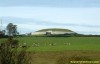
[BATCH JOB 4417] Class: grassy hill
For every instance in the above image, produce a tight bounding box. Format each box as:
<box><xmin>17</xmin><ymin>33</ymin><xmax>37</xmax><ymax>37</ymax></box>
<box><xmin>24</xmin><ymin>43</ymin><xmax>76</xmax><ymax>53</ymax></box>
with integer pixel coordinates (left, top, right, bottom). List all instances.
<box><xmin>36</xmin><ymin>28</ymin><xmax>74</xmax><ymax>32</ymax></box>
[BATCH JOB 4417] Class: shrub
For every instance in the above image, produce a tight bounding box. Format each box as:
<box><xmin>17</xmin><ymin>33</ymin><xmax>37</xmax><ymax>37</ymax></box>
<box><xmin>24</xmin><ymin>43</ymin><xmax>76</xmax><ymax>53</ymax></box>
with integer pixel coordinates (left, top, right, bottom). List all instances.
<box><xmin>0</xmin><ymin>37</ymin><xmax>31</xmax><ymax>64</ymax></box>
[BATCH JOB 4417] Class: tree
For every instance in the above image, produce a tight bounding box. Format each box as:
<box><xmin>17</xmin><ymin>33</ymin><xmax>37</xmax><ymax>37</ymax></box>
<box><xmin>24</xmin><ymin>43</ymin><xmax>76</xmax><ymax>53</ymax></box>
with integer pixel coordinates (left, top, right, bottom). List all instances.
<box><xmin>2</xmin><ymin>30</ymin><xmax>5</xmax><ymax>35</ymax></box>
<box><xmin>12</xmin><ymin>25</ymin><xmax>17</xmax><ymax>36</ymax></box>
<box><xmin>6</xmin><ymin>23</ymin><xmax>13</xmax><ymax>36</ymax></box>
<box><xmin>0</xmin><ymin>30</ymin><xmax>5</xmax><ymax>38</ymax></box>
<box><xmin>6</xmin><ymin>23</ymin><xmax>18</xmax><ymax>36</ymax></box>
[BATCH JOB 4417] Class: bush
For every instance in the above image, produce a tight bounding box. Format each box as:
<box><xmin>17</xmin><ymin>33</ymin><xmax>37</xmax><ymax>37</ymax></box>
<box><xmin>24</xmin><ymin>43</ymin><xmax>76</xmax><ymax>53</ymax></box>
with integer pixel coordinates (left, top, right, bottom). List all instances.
<box><xmin>0</xmin><ymin>37</ymin><xmax>31</xmax><ymax>64</ymax></box>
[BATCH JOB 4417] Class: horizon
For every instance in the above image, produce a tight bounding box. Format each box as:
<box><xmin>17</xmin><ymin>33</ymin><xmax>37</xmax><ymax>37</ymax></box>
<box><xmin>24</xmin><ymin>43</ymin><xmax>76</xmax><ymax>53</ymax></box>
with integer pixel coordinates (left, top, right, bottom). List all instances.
<box><xmin>0</xmin><ymin>0</ymin><xmax>100</xmax><ymax>35</ymax></box>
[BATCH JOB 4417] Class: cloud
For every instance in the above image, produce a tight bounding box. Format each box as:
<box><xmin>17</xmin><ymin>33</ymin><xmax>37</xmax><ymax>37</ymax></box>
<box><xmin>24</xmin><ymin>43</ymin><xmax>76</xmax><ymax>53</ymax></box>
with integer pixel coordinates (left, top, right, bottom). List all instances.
<box><xmin>1</xmin><ymin>16</ymin><xmax>100</xmax><ymax>28</ymax></box>
<box><xmin>1</xmin><ymin>16</ymin><xmax>100</xmax><ymax>34</ymax></box>
<box><xmin>0</xmin><ymin>6</ymin><xmax>100</xmax><ymax>34</ymax></box>
<box><xmin>0</xmin><ymin>0</ymin><xmax>100</xmax><ymax>7</ymax></box>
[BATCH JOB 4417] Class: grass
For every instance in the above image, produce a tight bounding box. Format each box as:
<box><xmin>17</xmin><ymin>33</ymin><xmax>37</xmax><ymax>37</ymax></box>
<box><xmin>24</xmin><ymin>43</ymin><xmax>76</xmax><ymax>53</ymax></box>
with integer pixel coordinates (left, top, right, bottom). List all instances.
<box><xmin>10</xmin><ymin>36</ymin><xmax>100</xmax><ymax>51</ymax></box>
<box><xmin>1</xmin><ymin>37</ymin><xmax>100</xmax><ymax>64</ymax></box>
<box><xmin>1</xmin><ymin>37</ymin><xmax>100</xmax><ymax>51</ymax></box>
<box><xmin>36</xmin><ymin>28</ymin><xmax>73</xmax><ymax>32</ymax></box>
<box><xmin>30</xmin><ymin>50</ymin><xmax>100</xmax><ymax>64</ymax></box>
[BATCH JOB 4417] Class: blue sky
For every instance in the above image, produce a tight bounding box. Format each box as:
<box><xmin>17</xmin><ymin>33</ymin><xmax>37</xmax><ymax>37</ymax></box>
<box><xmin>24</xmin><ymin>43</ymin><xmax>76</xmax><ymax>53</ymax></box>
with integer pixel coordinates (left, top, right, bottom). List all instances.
<box><xmin>0</xmin><ymin>0</ymin><xmax>100</xmax><ymax>34</ymax></box>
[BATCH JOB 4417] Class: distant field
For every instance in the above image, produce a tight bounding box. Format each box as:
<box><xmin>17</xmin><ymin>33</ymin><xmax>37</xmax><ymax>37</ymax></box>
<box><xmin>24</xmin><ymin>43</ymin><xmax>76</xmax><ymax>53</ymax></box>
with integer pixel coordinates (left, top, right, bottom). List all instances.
<box><xmin>0</xmin><ymin>37</ymin><xmax>100</xmax><ymax>51</ymax></box>
<box><xmin>8</xmin><ymin>36</ymin><xmax>100</xmax><ymax>51</ymax></box>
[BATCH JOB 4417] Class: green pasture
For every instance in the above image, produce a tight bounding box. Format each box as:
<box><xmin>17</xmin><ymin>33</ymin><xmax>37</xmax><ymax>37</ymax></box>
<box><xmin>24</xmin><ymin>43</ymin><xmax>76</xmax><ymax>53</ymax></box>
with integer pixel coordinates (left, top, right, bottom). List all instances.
<box><xmin>1</xmin><ymin>37</ymin><xmax>100</xmax><ymax>51</ymax></box>
<box><xmin>1</xmin><ymin>37</ymin><xmax>100</xmax><ymax>64</ymax></box>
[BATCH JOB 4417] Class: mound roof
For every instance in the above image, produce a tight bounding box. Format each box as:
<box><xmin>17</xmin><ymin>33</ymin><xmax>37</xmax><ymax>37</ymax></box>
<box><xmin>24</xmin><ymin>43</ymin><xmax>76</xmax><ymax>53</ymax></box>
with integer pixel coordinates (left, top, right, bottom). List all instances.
<box><xmin>36</xmin><ymin>28</ymin><xmax>74</xmax><ymax>32</ymax></box>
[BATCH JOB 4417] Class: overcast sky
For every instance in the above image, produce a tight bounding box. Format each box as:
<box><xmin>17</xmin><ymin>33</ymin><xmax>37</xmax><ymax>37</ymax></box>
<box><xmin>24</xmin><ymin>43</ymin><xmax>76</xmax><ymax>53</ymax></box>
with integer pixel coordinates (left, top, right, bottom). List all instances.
<box><xmin>0</xmin><ymin>0</ymin><xmax>100</xmax><ymax>34</ymax></box>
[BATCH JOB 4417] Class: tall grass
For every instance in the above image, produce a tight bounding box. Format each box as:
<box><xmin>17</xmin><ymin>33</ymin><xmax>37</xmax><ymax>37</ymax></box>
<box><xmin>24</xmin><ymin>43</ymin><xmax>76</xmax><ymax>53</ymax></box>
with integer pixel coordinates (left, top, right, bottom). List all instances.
<box><xmin>56</xmin><ymin>55</ymin><xmax>99</xmax><ymax>64</ymax></box>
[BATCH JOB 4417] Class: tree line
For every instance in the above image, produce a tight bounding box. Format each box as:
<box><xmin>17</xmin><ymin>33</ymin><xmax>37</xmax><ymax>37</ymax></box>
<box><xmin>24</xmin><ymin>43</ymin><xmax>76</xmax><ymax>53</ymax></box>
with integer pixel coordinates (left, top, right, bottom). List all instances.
<box><xmin>0</xmin><ymin>23</ymin><xmax>19</xmax><ymax>38</ymax></box>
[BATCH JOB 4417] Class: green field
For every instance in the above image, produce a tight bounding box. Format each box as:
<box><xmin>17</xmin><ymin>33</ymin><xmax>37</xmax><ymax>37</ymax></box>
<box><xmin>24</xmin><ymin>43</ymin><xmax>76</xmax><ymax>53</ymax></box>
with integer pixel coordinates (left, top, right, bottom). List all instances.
<box><xmin>1</xmin><ymin>37</ymin><xmax>100</xmax><ymax>64</ymax></box>
<box><xmin>14</xmin><ymin>37</ymin><xmax>100</xmax><ymax>64</ymax></box>
<box><xmin>10</xmin><ymin>37</ymin><xmax>100</xmax><ymax>51</ymax></box>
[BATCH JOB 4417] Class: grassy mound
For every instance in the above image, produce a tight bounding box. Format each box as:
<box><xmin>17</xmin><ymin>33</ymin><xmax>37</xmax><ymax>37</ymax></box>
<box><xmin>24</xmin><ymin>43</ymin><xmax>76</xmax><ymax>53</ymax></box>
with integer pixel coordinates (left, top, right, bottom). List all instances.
<box><xmin>36</xmin><ymin>28</ymin><xmax>74</xmax><ymax>32</ymax></box>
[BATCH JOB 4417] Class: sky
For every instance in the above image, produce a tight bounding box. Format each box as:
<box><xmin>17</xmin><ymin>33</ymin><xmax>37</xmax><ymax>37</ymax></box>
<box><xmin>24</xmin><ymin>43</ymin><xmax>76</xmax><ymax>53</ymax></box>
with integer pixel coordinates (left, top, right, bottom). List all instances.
<box><xmin>0</xmin><ymin>0</ymin><xmax>100</xmax><ymax>34</ymax></box>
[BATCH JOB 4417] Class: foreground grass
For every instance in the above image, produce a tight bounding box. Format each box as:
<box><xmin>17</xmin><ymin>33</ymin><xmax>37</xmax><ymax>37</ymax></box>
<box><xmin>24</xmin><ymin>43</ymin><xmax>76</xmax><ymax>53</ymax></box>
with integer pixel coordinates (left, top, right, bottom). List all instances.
<box><xmin>30</xmin><ymin>50</ymin><xmax>100</xmax><ymax>64</ymax></box>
